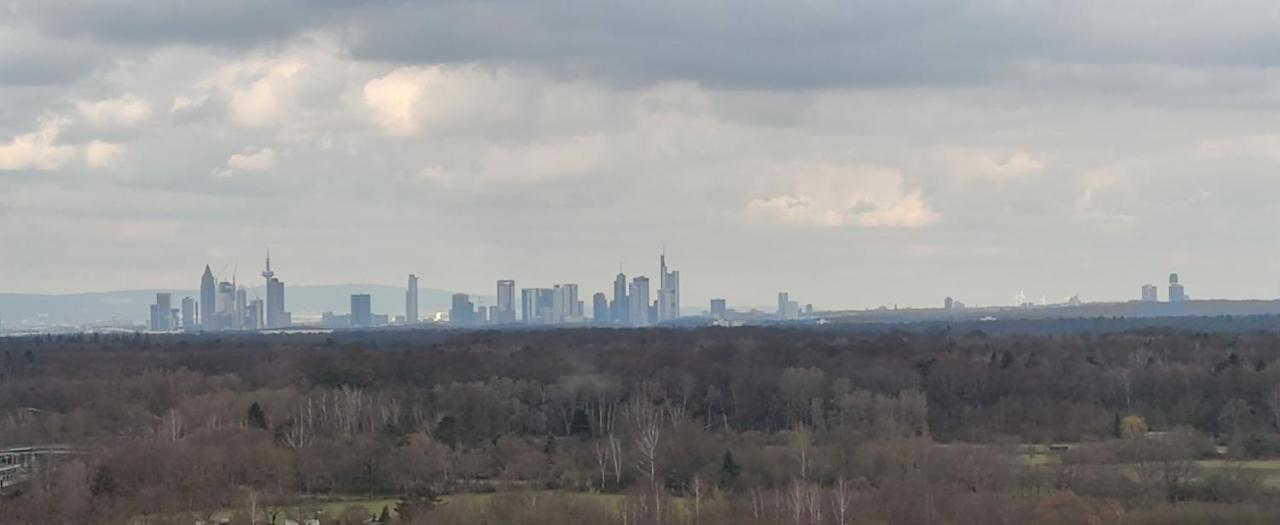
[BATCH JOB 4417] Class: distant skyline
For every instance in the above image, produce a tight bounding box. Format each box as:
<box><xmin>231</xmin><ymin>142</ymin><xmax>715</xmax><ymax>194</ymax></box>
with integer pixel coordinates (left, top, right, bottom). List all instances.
<box><xmin>4</xmin><ymin>2</ymin><xmax>1280</xmax><ymax>308</ymax></box>
<box><xmin>0</xmin><ymin>251</ymin><xmax>1268</xmax><ymax>313</ymax></box>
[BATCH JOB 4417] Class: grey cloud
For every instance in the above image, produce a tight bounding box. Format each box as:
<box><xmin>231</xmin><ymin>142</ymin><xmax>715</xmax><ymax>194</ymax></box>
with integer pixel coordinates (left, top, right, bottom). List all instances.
<box><xmin>10</xmin><ymin>0</ymin><xmax>330</xmax><ymax>48</ymax></box>
<box><xmin>0</xmin><ymin>25</ymin><xmax>109</xmax><ymax>86</ymax></box>
<box><xmin>15</xmin><ymin>1</ymin><xmax>1280</xmax><ymax>89</ymax></box>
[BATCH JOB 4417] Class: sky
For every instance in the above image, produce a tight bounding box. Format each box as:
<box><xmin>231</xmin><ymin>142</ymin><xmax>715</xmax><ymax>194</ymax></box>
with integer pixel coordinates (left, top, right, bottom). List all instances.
<box><xmin>3</xmin><ymin>1</ymin><xmax>1280</xmax><ymax>310</ymax></box>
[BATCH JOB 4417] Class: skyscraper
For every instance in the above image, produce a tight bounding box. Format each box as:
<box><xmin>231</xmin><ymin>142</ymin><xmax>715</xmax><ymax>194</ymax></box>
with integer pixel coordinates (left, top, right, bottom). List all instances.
<box><xmin>521</xmin><ymin>288</ymin><xmax>538</xmax><ymax>323</ymax></box>
<box><xmin>629</xmin><ymin>276</ymin><xmax>650</xmax><ymax>327</ymax></box>
<box><xmin>263</xmin><ymin>252</ymin><xmax>287</xmax><ymax>329</ymax></box>
<box><xmin>200</xmin><ymin>265</ymin><xmax>216</xmax><ymax>330</ymax></box>
<box><xmin>496</xmin><ymin>280</ymin><xmax>516</xmax><ymax>324</ymax></box>
<box><xmin>777</xmin><ymin>292</ymin><xmax>790</xmax><ymax>320</ymax></box>
<box><xmin>406</xmin><ymin>274</ymin><xmax>419</xmax><ymax>324</ymax></box>
<box><xmin>657</xmin><ymin>252</ymin><xmax>681</xmax><ymax>322</ymax></box>
<box><xmin>215</xmin><ymin>280</ymin><xmax>235</xmax><ymax>330</ymax></box>
<box><xmin>450</xmin><ymin>293</ymin><xmax>474</xmax><ymax>326</ymax></box>
<box><xmin>1141</xmin><ymin>284</ymin><xmax>1158</xmax><ymax>302</ymax></box>
<box><xmin>552</xmin><ymin>284</ymin><xmax>580</xmax><ymax>323</ymax></box>
<box><xmin>612</xmin><ymin>273</ymin><xmax>629</xmax><ymax>325</ymax></box>
<box><xmin>247</xmin><ymin>299</ymin><xmax>264</xmax><ymax>330</ymax></box>
<box><xmin>149</xmin><ymin>293</ymin><xmax>172</xmax><ymax>331</ymax></box>
<box><xmin>350</xmin><ymin>294</ymin><xmax>373</xmax><ymax>327</ymax></box>
<box><xmin>593</xmin><ymin>293</ymin><xmax>609</xmax><ymax>323</ymax></box>
<box><xmin>234</xmin><ymin>286</ymin><xmax>247</xmax><ymax>330</ymax></box>
<box><xmin>1168</xmin><ymin>273</ymin><xmax>1186</xmax><ymax>303</ymax></box>
<box><xmin>181</xmin><ymin>297</ymin><xmax>195</xmax><ymax>331</ymax></box>
<box><xmin>520</xmin><ymin>287</ymin><xmax>556</xmax><ymax>324</ymax></box>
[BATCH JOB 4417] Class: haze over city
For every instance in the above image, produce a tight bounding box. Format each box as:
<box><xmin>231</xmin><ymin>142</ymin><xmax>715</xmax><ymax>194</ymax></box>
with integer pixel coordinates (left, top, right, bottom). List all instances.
<box><xmin>5</xmin><ymin>1</ymin><xmax>1280</xmax><ymax>310</ymax></box>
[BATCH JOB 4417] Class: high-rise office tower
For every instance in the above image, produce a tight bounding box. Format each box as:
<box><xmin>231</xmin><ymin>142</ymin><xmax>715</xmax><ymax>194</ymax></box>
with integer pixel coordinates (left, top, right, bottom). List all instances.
<box><xmin>450</xmin><ymin>293</ymin><xmax>474</xmax><ymax>326</ymax></box>
<box><xmin>350</xmin><ymin>294</ymin><xmax>373</xmax><ymax>327</ymax></box>
<box><xmin>181</xmin><ymin>297</ymin><xmax>195</xmax><ymax>331</ymax></box>
<box><xmin>552</xmin><ymin>284</ymin><xmax>580</xmax><ymax>323</ymax></box>
<box><xmin>1168</xmin><ymin>273</ymin><xmax>1186</xmax><ymax>303</ymax></box>
<box><xmin>537</xmin><ymin>288</ymin><xmax>555</xmax><ymax>323</ymax></box>
<box><xmin>657</xmin><ymin>252</ymin><xmax>681</xmax><ymax>322</ymax></box>
<box><xmin>612</xmin><ymin>273</ymin><xmax>629</xmax><ymax>325</ymax></box>
<box><xmin>406</xmin><ymin>274</ymin><xmax>419</xmax><ymax>324</ymax></box>
<box><xmin>200</xmin><ymin>265</ymin><xmax>216</xmax><ymax>330</ymax></box>
<box><xmin>234</xmin><ymin>286</ymin><xmax>247</xmax><ymax>330</ymax></box>
<box><xmin>593</xmin><ymin>293</ymin><xmax>609</xmax><ymax>323</ymax></box>
<box><xmin>247</xmin><ymin>299</ymin><xmax>264</xmax><ymax>330</ymax></box>
<box><xmin>521</xmin><ymin>287</ymin><xmax>556</xmax><ymax>324</ymax></box>
<box><xmin>1141</xmin><ymin>284</ymin><xmax>1158</xmax><ymax>302</ymax></box>
<box><xmin>215</xmin><ymin>281</ymin><xmax>235</xmax><ymax>330</ymax></box>
<box><xmin>777</xmin><ymin>292</ymin><xmax>790</xmax><ymax>320</ymax></box>
<box><xmin>496</xmin><ymin>280</ymin><xmax>516</xmax><ymax>324</ymax></box>
<box><xmin>521</xmin><ymin>288</ymin><xmax>538</xmax><ymax>323</ymax></box>
<box><xmin>263</xmin><ymin>252</ymin><xmax>287</xmax><ymax>329</ymax></box>
<box><xmin>150</xmin><ymin>293</ymin><xmax>172</xmax><ymax>331</ymax></box>
<box><xmin>629</xmin><ymin>276</ymin><xmax>650</xmax><ymax>327</ymax></box>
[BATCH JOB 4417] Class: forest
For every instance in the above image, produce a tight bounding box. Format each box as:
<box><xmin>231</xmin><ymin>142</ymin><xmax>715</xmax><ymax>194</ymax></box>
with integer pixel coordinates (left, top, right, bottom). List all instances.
<box><xmin>4</xmin><ymin>324</ymin><xmax>1280</xmax><ymax>524</ymax></box>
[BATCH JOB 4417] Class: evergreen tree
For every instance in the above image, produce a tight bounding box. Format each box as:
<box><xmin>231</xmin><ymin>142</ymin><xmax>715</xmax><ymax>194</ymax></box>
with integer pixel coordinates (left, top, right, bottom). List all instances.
<box><xmin>719</xmin><ymin>450</ymin><xmax>740</xmax><ymax>489</ymax></box>
<box><xmin>434</xmin><ymin>416</ymin><xmax>460</xmax><ymax>448</ymax></box>
<box><xmin>90</xmin><ymin>465</ymin><xmax>117</xmax><ymax>497</ymax></box>
<box><xmin>395</xmin><ymin>486</ymin><xmax>442</xmax><ymax>522</ymax></box>
<box><xmin>569</xmin><ymin>408</ymin><xmax>592</xmax><ymax>438</ymax></box>
<box><xmin>378</xmin><ymin>505</ymin><xmax>392</xmax><ymax>524</ymax></box>
<box><xmin>247</xmin><ymin>401</ymin><xmax>268</xmax><ymax>430</ymax></box>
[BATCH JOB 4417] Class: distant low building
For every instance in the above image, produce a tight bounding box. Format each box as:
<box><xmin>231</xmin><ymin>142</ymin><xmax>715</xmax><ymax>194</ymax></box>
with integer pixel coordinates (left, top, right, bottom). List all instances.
<box><xmin>710</xmin><ymin>299</ymin><xmax>727</xmax><ymax>320</ymax></box>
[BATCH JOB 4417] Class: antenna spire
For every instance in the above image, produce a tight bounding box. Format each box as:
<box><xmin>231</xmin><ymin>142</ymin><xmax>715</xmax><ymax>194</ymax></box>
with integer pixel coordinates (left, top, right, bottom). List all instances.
<box><xmin>262</xmin><ymin>249</ymin><xmax>275</xmax><ymax>280</ymax></box>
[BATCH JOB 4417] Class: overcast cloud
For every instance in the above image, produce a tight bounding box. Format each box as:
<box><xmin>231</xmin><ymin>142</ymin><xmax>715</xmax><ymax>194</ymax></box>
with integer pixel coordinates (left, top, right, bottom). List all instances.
<box><xmin>3</xmin><ymin>0</ymin><xmax>1280</xmax><ymax>310</ymax></box>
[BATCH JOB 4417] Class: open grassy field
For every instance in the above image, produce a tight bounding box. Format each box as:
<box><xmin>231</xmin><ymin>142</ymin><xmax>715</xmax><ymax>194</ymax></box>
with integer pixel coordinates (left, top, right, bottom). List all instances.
<box><xmin>1195</xmin><ymin>460</ymin><xmax>1280</xmax><ymax>488</ymax></box>
<box><xmin>1007</xmin><ymin>442</ymin><xmax>1280</xmax><ymax>488</ymax></box>
<box><xmin>305</xmin><ymin>491</ymin><xmax>630</xmax><ymax>520</ymax></box>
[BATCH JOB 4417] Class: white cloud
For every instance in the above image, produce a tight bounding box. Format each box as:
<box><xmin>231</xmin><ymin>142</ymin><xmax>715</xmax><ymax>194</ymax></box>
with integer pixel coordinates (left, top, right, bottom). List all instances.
<box><xmin>84</xmin><ymin>140</ymin><xmax>126</xmax><ymax>168</ymax></box>
<box><xmin>225</xmin><ymin>59</ymin><xmax>305</xmax><ymax>127</ymax></box>
<box><xmin>748</xmin><ymin>165</ymin><xmax>939</xmax><ymax>228</ymax></box>
<box><xmin>363</xmin><ymin>65</ymin><xmax>524</xmax><ymax>137</ymax></box>
<box><xmin>75</xmin><ymin>96</ymin><xmax>152</xmax><ymax>128</ymax></box>
<box><xmin>0</xmin><ymin>119</ymin><xmax>75</xmax><ymax>171</ymax></box>
<box><xmin>197</xmin><ymin>37</ymin><xmax>353</xmax><ymax>129</ymax></box>
<box><xmin>933</xmin><ymin>146</ymin><xmax>1044</xmax><ymax>181</ymax></box>
<box><xmin>213</xmin><ymin>147</ymin><xmax>276</xmax><ymax>177</ymax></box>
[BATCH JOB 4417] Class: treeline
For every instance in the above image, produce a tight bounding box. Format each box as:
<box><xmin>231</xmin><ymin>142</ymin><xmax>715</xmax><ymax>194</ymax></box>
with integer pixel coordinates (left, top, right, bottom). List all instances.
<box><xmin>2</xmin><ymin>326</ymin><xmax>1280</xmax><ymax>523</ymax></box>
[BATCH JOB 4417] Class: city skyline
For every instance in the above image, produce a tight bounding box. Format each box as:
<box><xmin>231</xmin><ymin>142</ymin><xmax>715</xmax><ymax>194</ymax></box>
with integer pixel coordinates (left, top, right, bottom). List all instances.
<box><xmin>19</xmin><ymin>242</ymin><xmax>1280</xmax><ymax>329</ymax></box>
<box><xmin>125</xmin><ymin>245</ymin><xmax>1241</xmax><ymax>332</ymax></box>
<box><xmin>10</xmin><ymin>241</ymin><xmax>1275</xmax><ymax>313</ymax></box>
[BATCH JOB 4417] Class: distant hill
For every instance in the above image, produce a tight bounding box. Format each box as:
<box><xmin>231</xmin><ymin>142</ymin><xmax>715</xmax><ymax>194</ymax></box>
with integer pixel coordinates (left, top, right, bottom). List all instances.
<box><xmin>825</xmin><ymin>299</ymin><xmax>1280</xmax><ymax>324</ymax></box>
<box><xmin>0</xmin><ymin>285</ymin><xmax>494</xmax><ymax>326</ymax></box>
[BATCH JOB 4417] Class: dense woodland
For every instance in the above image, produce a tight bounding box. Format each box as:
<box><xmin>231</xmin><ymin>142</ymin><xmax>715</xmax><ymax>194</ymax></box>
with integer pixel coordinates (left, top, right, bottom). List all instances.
<box><xmin>5</xmin><ymin>324</ymin><xmax>1280</xmax><ymax>523</ymax></box>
